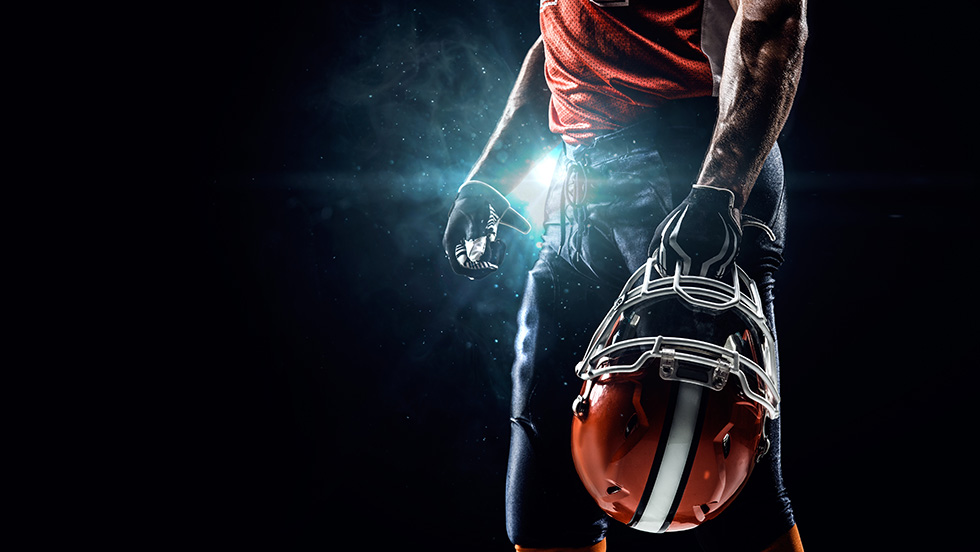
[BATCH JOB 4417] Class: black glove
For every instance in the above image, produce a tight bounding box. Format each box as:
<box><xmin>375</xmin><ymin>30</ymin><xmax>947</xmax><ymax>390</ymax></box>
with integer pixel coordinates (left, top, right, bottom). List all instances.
<box><xmin>648</xmin><ymin>184</ymin><xmax>742</xmax><ymax>279</ymax></box>
<box><xmin>443</xmin><ymin>181</ymin><xmax>531</xmax><ymax>280</ymax></box>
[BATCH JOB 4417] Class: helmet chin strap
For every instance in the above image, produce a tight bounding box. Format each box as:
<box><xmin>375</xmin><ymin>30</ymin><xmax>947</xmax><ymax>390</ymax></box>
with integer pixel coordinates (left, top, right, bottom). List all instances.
<box><xmin>757</xmin><ymin>419</ymin><xmax>771</xmax><ymax>463</ymax></box>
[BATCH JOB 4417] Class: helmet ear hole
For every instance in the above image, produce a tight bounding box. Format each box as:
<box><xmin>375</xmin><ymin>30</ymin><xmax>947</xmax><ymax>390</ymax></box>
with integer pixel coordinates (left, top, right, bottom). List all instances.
<box><xmin>624</xmin><ymin>412</ymin><xmax>639</xmax><ymax>438</ymax></box>
<box><xmin>607</xmin><ymin>485</ymin><xmax>622</xmax><ymax>495</ymax></box>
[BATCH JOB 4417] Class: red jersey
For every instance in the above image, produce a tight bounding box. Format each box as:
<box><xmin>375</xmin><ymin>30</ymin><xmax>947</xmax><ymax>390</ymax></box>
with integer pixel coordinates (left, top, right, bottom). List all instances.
<box><xmin>539</xmin><ymin>0</ymin><xmax>734</xmax><ymax>145</ymax></box>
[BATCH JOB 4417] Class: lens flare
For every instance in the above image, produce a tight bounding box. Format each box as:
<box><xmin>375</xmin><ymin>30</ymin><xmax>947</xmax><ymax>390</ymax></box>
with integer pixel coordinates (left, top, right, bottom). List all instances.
<box><xmin>509</xmin><ymin>146</ymin><xmax>560</xmax><ymax>230</ymax></box>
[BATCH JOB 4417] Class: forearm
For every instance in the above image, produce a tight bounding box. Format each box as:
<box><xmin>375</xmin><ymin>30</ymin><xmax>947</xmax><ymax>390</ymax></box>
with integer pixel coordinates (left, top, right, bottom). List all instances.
<box><xmin>697</xmin><ymin>0</ymin><xmax>808</xmax><ymax>209</ymax></box>
<box><xmin>466</xmin><ymin>35</ymin><xmax>558</xmax><ymax>195</ymax></box>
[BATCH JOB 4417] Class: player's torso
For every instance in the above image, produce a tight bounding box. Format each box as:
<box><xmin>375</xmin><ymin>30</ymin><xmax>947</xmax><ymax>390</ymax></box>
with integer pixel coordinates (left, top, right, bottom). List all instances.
<box><xmin>539</xmin><ymin>0</ymin><xmax>734</xmax><ymax>143</ymax></box>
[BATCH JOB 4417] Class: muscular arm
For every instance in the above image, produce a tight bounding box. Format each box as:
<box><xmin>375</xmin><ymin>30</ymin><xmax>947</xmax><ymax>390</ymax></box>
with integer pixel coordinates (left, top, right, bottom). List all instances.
<box><xmin>697</xmin><ymin>0</ymin><xmax>808</xmax><ymax>210</ymax></box>
<box><xmin>465</xmin><ymin>35</ymin><xmax>558</xmax><ymax>195</ymax></box>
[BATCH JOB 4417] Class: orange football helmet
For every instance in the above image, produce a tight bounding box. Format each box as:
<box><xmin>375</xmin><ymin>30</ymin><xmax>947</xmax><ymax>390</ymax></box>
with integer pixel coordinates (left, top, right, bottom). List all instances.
<box><xmin>571</xmin><ymin>258</ymin><xmax>780</xmax><ymax>533</ymax></box>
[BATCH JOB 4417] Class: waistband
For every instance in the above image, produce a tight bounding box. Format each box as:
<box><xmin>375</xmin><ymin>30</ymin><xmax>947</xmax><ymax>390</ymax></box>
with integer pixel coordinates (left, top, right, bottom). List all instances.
<box><xmin>563</xmin><ymin>96</ymin><xmax>718</xmax><ymax>166</ymax></box>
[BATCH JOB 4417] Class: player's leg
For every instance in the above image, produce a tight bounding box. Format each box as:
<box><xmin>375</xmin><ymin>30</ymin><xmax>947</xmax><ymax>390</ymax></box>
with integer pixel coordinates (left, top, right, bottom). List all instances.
<box><xmin>506</xmin><ymin>244</ymin><xmax>615</xmax><ymax>550</ymax></box>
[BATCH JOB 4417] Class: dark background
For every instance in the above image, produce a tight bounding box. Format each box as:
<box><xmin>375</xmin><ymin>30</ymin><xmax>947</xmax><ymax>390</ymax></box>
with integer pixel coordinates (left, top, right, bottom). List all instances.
<box><xmin>162</xmin><ymin>1</ymin><xmax>976</xmax><ymax>549</ymax></box>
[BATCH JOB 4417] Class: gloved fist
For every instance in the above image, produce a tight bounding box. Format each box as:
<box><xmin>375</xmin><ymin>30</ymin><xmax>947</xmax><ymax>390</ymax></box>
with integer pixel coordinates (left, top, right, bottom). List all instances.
<box><xmin>649</xmin><ymin>184</ymin><xmax>742</xmax><ymax>279</ymax></box>
<box><xmin>443</xmin><ymin>181</ymin><xmax>531</xmax><ymax>280</ymax></box>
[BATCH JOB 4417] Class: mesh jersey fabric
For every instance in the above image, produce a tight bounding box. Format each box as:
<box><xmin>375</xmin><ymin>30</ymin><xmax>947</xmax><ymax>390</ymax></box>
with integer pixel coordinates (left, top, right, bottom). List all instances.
<box><xmin>539</xmin><ymin>0</ymin><xmax>735</xmax><ymax>145</ymax></box>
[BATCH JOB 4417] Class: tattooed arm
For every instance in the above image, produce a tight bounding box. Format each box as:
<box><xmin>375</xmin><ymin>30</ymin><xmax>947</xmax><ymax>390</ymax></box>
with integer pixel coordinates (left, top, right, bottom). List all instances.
<box><xmin>698</xmin><ymin>0</ymin><xmax>808</xmax><ymax>210</ymax></box>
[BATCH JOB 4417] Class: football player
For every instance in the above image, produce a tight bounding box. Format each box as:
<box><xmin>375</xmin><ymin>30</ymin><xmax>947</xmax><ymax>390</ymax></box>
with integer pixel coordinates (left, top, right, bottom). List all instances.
<box><xmin>443</xmin><ymin>1</ymin><xmax>807</xmax><ymax>550</ymax></box>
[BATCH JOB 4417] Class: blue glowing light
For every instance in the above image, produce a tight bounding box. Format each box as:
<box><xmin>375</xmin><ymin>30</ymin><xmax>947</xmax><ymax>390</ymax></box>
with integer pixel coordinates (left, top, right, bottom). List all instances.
<box><xmin>509</xmin><ymin>146</ymin><xmax>560</xmax><ymax>231</ymax></box>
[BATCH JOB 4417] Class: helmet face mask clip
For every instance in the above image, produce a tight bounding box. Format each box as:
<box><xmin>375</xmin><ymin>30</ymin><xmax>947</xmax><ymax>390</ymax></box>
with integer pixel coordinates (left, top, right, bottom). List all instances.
<box><xmin>570</xmin><ymin>257</ymin><xmax>780</xmax><ymax>533</ymax></box>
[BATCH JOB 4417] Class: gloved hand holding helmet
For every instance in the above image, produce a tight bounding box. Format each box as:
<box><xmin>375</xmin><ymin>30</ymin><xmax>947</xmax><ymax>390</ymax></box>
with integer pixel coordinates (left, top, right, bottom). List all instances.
<box><xmin>648</xmin><ymin>184</ymin><xmax>742</xmax><ymax>279</ymax></box>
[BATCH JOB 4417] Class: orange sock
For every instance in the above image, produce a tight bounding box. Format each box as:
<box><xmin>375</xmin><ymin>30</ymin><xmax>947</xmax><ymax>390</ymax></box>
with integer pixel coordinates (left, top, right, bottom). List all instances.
<box><xmin>761</xmin><ymin>524</ymin><xmax>804</xmax><ymax>552</ymax></box>
<box><xmin>515</xmin><ymin>539</ymin><xmax>607</xmax><ymax>552</ymax></box>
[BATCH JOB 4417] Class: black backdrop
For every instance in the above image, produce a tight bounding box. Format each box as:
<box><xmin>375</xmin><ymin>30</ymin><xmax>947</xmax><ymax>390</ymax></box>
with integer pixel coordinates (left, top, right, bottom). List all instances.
<box><xmin>168</xmin><ymin>1</ymin><xmax>977</xmax><ymax>550</ymax></box>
